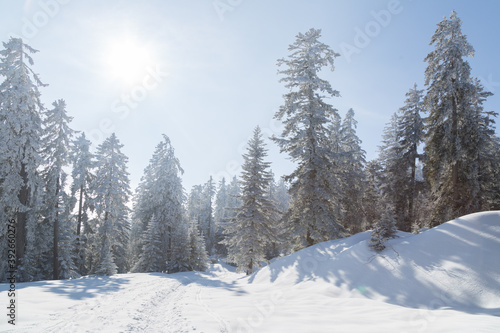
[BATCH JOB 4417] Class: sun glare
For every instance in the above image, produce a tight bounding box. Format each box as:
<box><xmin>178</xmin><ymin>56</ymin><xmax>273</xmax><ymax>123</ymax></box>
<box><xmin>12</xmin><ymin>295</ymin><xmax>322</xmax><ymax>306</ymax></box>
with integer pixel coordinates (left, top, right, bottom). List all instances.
<box><xmin>105</xmin><ymin>37</ymin><xmax>154</xmax><ymax>85</ymax></box>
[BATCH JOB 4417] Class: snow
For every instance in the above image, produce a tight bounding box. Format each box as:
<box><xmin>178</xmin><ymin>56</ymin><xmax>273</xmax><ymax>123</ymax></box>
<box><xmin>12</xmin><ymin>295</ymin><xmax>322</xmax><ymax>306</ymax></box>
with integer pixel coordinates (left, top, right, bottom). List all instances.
<box><xmin>1</xmin><ymin>211</ymin><xmax>500</xmax><ymax>332</ymax></box>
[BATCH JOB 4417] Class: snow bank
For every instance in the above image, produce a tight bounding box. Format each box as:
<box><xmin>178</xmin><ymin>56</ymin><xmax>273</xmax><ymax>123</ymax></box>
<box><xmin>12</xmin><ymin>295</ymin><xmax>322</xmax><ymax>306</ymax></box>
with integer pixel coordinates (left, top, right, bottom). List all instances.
<box><xmin>249</xmin><ymin>211</ymin><xmax>500</xmax><ymax>314</ymax></box>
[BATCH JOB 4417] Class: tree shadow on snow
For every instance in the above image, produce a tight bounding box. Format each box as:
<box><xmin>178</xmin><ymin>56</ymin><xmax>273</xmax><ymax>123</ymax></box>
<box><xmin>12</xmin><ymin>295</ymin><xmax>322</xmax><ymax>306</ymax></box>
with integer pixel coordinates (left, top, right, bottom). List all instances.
<box><xmin>7</xmin><ymin>275</ymin><xmax>131</xmax><ymax>301</ymax></box>
<box><xmin>249</xmin><ymin>225</ymin><xmax>500</xmax><ymax>316</ymax></box>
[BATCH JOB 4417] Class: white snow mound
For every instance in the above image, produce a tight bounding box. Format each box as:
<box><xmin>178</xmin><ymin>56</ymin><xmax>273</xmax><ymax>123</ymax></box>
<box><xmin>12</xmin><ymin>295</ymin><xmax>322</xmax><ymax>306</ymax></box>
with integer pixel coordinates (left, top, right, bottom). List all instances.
<box><xmin>249</xmin><ymin>211</ymin><xmax>500</xmax><ymax>313</ymax></box>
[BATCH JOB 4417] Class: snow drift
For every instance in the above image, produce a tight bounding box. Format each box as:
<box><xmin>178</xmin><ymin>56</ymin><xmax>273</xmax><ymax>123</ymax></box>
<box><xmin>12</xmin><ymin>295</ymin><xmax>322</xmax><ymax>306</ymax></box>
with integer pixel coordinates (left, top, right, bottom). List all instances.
<box><xmin>249</xmin><ymin>211</ymin><xmax>500</xmax><ymax>314</ymax></box>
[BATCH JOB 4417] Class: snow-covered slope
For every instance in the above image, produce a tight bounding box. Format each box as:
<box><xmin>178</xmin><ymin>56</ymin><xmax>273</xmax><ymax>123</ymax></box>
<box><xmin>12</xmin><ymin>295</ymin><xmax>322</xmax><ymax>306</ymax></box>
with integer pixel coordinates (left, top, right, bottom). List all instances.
<box><xmin>250</xmin><ymin>210</ymin><xmax>500</xmax><ymax>312</ymax></box>
<box><xmin>1</xmin><ymin>211</ymin><xmax>499</xmax><ymax>332</ymax></box>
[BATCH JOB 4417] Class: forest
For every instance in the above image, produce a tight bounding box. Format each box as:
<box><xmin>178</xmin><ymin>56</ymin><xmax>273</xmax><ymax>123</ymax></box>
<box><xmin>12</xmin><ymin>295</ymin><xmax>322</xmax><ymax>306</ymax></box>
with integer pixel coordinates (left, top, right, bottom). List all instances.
<box><xmin>0</xmin><ymin>10</ymin><xmax>499</xmax><ymax>281</ymax></box>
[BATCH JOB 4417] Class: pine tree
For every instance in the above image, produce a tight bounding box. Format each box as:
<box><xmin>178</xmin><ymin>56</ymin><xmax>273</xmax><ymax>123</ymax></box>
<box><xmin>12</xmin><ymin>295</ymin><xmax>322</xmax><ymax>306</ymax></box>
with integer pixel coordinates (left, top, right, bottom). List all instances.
<box><xmin>394</xmin><ymin>84</ymin><xmax>425</xmax><ymax>231</ymax></box>
<box><xmin>0</xmin><ymin>38</ymin><xmax>46</xmax><ymax>281</ymax></box>
<box><xmin>69</xmin><ymin>133</ymin><xmax>95</xmax><ymax>275</ymax></box>
<box><xmin>339</xmin><ymin>109</ymin><xmax>366</xmax><ymax>234</ymax></box>
<box><xmin>132</xmin><ymin>135</ymin><xmax>188</xmax><ymax>273</ymax></box>
<box><xmin>362</xmin><ymin>160</ymin><xmax>383</xmax><ymax>228</ymax></box>
<box><xmin>378</xmin><ymin>113</ymin><xmax>406</xmax><ymax>227</ymax></box>
<box><xmin>132</xmin><ymin>215</ymin><xmax>164</xmax><ymax>273</ymax></box>
<box><xmin>40</xmin><ymin>99</ymin><xmax>77</xmax><ymax>279</ymax></box>
<box><xmin>223</xmin><ymin>127</ymin><xmax>279</xmax><ymax>274</ymax></box>
<box><xmin>272</xmin><ymin>28</ymin><xmax>348</xmax><ymax>250</ymax></box>
<box><xmin>369</xmin><ymin>208</ymin><xmax>397</xmax><ymax>252</ymax></box>
<box><xmin>213</xmin><ymin>178</ymin><xmax>229</xmax><ymax>255</ymax></box>
<box><xmin>187</xmin><ymin>220</ymin><xmax>209</xmax><ymax>271</ymax></box>
<box><xmin>91</xmin><ymin>133</ymin><xmax>131</xmax><ymax>275</ymax></box>
<box><xmin>424</xmin><ymin>11</ymin><xmax>494</xmax><ymax>225</ymax></box>
<box><xmin>201</xmin><ymin>177</ymin><xmax>215</xmax><ymax>254</ymax></box>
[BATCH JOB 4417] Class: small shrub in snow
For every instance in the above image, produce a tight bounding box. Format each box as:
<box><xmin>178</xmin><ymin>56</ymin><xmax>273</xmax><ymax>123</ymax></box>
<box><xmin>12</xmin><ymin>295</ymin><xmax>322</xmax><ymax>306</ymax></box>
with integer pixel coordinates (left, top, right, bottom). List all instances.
<box><xmin>370</xmin><ymin>210</ymin><xmax>398</xmax><ymax>252</ymax></box>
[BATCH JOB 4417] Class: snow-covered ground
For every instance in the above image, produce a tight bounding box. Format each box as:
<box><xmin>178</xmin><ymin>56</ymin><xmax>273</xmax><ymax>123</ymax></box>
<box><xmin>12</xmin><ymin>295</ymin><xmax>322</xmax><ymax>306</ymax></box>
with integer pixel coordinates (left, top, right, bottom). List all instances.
<box><xmin>1</xmin><ymin>211</ymin><xmax>500</xmax><ymax>332</ymax></box>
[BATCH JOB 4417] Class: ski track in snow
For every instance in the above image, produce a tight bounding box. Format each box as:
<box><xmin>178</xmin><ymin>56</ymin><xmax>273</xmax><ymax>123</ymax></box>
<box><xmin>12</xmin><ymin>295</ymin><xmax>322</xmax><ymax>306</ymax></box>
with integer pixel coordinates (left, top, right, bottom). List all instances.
<box><xmin>25</xmin><ymin>275</ymin><xmax>195</xmax><ymax>333</ymax></box>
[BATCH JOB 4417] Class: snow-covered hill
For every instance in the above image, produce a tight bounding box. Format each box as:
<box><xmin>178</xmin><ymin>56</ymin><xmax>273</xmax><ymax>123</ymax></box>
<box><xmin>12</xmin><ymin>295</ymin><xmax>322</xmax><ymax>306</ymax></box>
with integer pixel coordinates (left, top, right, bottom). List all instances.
<box><xmin>1</xmin><ymin>211</ymin><xmax>500</xmax><ymax>332</ymax></box>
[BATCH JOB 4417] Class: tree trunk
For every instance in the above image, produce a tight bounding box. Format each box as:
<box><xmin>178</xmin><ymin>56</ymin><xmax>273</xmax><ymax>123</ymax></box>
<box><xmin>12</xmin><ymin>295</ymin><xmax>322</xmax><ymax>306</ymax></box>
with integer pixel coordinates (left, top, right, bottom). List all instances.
<box><xmin>16</xmin><ymin>162</ymin><xmax>28</xmax><ymax>268</ymax></box>
<box><xmin>53</xmin><ymin>177</ymin><xmax>60</xmax><ymax>280</ymax></box>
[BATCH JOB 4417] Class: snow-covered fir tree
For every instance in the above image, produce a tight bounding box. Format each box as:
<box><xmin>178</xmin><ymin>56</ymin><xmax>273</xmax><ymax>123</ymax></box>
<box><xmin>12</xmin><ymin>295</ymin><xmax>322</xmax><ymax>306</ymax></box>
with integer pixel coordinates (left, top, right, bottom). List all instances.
<box><xmin>201</xmin><ymin>177</ymin><xmax>216</xmax><ymax>254</ymax></box>
<box><xmin>69</xmin><ymin>133</ymin><xmax>95</xmax><ymax>275</ymax></box>
<box><xmin>90</xmin><ymin>133</ymin><xmax>131</xmax><ymax>275</ymax></box>
<box><xmin>273</xmin><ymin>28</ymin><xmax>348</xmax><ymax>251</ymax></box>
<box><xmin>362</xmin><ymin>160</ymin><xmax>383</xmax><ymax>227</ymax></box>
<box><xmin>186</xmin><ymin>179</ymin><xmax>216</xmax><ymax>255</ymax></box>
<box><xmin>392</xmin><ymin>84</ymin><xmax>426</xmax><ymax>231</ymax></box>
<box><xmin>40</xmin><ymin>99</ymin><xmax>78</xmax><ymax>279</ymax></box>
<box><xmin>132</xmin><ymin>214</ymin><xmax>164</xmax><ymax>273</ymax></box>
<box><xmin>339</xmin><ymin>108</ymin><xmax>366</xmax><ymax>234</ymax></box>
<box><xmin>0</xmin><ymin>38</ymin><xmax>45</xmax><ymax>282</ymax></box>
<box><xmin>223</xmin><ymin>127</ymin><xmax>279</xmax><ymax>274</ymax></box>
<box><xmin>424</xmin><ymin>11</ymin><xmax>494</xmax><ymax>225</ymax></box>
<box><xmin>469</xmin><ymin>79</ymin><xmax>500</xmax><ymax>210</ymax></box>
<box><xmin>378</xmin><ymin>113</ymin><xmax>406</xmax><ymax>227</ymax></box>
<box><xmin>213</xmin><ymin>177</ymin><xmax>229</xmax><ymax>255</ymax></box>
<box><xmin>132</xmin><ymin>134</ymin><xmax>189</xmax><ymax>273</ymax></box>
<box><xmin>369</xmin><ymin>208</ymin><xmax>398</xmax><ymax>252</ymax></box>
<box><xmin>187</xmin><ymin>220</ymin><xmax>209</xmax><ymax>271</ymax></box>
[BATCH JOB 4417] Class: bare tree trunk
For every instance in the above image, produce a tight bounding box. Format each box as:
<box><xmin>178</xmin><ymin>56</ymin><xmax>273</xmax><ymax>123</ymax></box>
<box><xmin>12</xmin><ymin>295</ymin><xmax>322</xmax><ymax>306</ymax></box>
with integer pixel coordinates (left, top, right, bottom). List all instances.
<box><xmin>16</xmin><ymin>162</ymin><xmax>28</xmax><ymax>268</ymax></box>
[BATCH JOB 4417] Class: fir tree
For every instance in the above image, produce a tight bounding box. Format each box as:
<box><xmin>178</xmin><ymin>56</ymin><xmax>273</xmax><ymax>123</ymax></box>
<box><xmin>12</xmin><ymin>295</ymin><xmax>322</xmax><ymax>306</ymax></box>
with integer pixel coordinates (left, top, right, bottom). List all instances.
<box><xmin>424</xmin><ymin>11</ymin><xmax>494</xmax><ymax>225</ymax></box>
<box><xmin>187</xmin><ymin>220</ymin><xmax>209</xmax><ymax>271</ymax></box>
<box><xmin>272</xmin><ymin>28</ymin><xmax>348</xmax><ymax>251</ymax></box>
<box><xmin>362</xmin><ymin>160</ymin><xmax>383</xmax><ymax>228</ymax></box>
<box><xmin>69</xmin><ymin>133</ymin><xmax>95</xmax><ymax>275</ymax></box>
<box><xmin>91</xmin><ymin>133</ymin><xmax>131</xmax><ymax>275</ymax></box>
<box><xmin>394</xmin><ymin>84</ymin><xmax>425</xmax><ymax>231</ymax></box>
<box><xmin>0</xmin><ymin>38</ymin><xmax>45</xmax><ymax>281</ymax></box>
<box><xmin>132</xmin><ymin>215</ymin><xmax>164</xmax><ymax>273</ymax></box>
<box><xmin>40</xmin><ymin>99</ymin><xmax>77</xmax><ymax>279</ymax></box>
<box><xmin>132</xmin><ymin>135</ymin><xmax>188</xmax><ymax>273</ymax></box>
<box><xmin>369</xmin><ymin>208</ymin><xmax>397</xmax><ymax>252</ymax></box>
<box><xmin>223</xmin><ymin>127</ymin><xmax>279</xmax><ymax>275</ymax></box>
<box><xmin>213</xmin><ymin>177</ymin><xmax>229</xmax><ymax>255</ymax></box>
<box><xmin>339</xmin><ymin>109</ymin><xmax>366</xmax><ymax>234</ymax></box>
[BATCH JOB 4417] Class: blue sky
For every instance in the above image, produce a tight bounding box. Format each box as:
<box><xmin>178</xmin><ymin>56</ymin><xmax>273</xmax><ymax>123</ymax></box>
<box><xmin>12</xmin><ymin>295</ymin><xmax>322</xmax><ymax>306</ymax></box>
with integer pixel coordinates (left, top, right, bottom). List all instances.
<box><xmin>1</xmin><ymin>0</ymin><xmax>499</xmax><ymax>192</ymax></box>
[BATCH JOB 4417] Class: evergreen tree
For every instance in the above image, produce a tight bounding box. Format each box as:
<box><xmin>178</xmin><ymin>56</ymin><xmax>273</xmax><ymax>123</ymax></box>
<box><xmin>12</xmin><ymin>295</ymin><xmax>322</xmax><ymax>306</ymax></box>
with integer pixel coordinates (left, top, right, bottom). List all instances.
<box><xmin>0</xmin><ymin>38</ymin><xmax>45</xmax><ymax>281</ymax></box>
<box><xmin>272</xmin><ymin>28</ymin><xmax>348</xmax><ymax>251</ymax></box>
<box><xmin>91</xmin><ymin>133</ymin><xmax>131</xmax><ymax>275</ymax></box>
<box><xmin>339</xmin><ymin>109</ymin><xmax>366</xmax><ymax>234</ymax></box>
<box><xmin>40</xmin><ymin>99</ymin><xmax>77</xmax><ymax>279</ymax></box>
<box><xmin>132</xmin><ymin>135</ymin><xmax>188</xmax><ymax>273</ymax></box>
<box><xmin>362</xmin><ymin>160</ymin><xmax>383</xmax><ymax>228</ymax></box>
<box><xmin>223</xmin><ymin>127</ymin><xmax>279</xmax><ymax>274</ymax></box>
<box><xmin>378</xmin><ymin>113</ymin><xmax>406</xmax><ymax>228</ymax></box>
<box><xmin>187</xmin><ymin>220</ymin><xmax>209</xmax><ymax>271</ymax></box>
<box><xmin>201</xmin><ymin>177</ymin><xmax>215</xmax><ymax>254</ymax></box>
<box><xmin>69</xmin><ymin>133</ymin><xmax>95</xmax><ymax>275</ymax></box>
<box><xmin>394</xmin><ymin>84</ymin><xmax>425</xmax><ymax>231</ymax></box>
<box><xmin>132</xmin><ymin>215</ymin><xmax>164</xmax><ymax>273</ymax></box>
<box><xmin>213</xmin><ymin>178</ymin><xmax>229</xmax><ymax>255</ymax></box>
<box><xmin>369</xmin><ymin>208</ymin><xmax>397</xmax><ymax>252</ymax></box>
<box><xmin>424</xmin><ymin>11</ymin><xmax>494</xmax><ymax>225</ymax></box>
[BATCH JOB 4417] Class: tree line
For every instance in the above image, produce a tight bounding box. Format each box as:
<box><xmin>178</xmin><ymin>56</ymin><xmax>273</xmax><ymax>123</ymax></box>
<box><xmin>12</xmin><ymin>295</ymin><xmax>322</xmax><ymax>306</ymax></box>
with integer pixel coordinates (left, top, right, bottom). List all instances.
<box><xmin>1</xmin><ymin>11</ymin><xmax>498</xmax><ymax>280</ymax></box>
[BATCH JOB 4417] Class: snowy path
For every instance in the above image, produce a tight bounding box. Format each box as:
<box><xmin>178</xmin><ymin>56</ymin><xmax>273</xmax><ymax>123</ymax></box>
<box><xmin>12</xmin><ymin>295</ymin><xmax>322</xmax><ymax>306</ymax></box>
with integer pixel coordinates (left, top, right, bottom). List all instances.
<box><xmin>2</xmin><ymin>261</ymin><xmax>500</xmax><ymax>333</ymax></box>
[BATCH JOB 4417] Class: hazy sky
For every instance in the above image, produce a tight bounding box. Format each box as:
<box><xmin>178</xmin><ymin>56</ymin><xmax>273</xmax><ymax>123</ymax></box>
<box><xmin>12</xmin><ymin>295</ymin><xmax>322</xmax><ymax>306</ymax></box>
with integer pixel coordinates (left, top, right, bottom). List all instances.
<box><xmin>1</xmin><ymin>0</ymin><xmax>499</xmax><ymax>192</ymax></box>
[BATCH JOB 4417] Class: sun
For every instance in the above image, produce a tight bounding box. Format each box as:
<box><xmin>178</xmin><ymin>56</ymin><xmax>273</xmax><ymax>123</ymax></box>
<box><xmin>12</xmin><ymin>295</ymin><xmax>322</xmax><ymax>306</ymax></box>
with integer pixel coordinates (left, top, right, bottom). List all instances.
<box><xmin>104</xmin><ymin>37</ymin><xmax>154</xmax><ymax>85</ymax></box>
